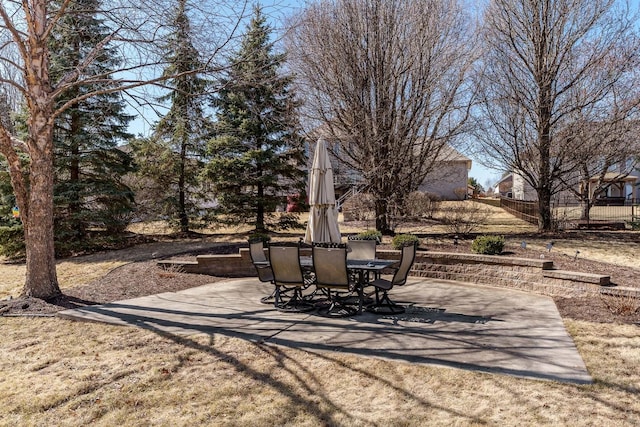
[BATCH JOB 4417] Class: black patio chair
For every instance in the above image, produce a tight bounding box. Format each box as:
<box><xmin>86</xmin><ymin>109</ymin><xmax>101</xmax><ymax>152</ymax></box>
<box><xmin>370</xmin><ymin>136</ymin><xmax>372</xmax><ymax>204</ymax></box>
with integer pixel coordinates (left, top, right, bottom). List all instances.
<box><xmin>346</xmin><ymin>239</ymin><xmax>376</xmax><ymax>261</ymax></box>
<box><xmin>268</xmin><ymin>242</ymin><xmax>314</xmax><ymax>313</ymax></box>
<box><xmin>312</xmin><ymin>244</ymin><xmax>360</xmax><ymax>317</ymax></box>
<box><xmin>367</xmin><ymin>241</ymin><xmax>417</xmax><ymax>314</ymax></box>
<box><xmin>347</xmin><ymin>239</ymin><xmax>378</xmax><ymax>283</ymax></box>
<box><xmin>249</xmin><ymin>239</ymin><xmax>276</xmax><ymax>304</ymax></box>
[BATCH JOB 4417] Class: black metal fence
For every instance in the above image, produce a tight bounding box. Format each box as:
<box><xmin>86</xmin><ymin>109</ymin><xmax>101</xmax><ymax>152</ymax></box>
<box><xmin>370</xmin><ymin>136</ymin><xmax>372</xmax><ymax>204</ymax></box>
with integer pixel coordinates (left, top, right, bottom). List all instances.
<box><xmin>499</xmin><ymin>197</ymin><xmax>640</xmax><ymax>229</ymax></box>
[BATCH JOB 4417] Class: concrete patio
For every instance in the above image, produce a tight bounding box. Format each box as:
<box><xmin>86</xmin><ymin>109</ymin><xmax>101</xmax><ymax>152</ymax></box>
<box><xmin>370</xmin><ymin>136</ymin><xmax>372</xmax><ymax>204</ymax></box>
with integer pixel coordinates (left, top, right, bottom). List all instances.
<box><xmin>58</xmin><ymin>277</ymin><xmax>592</xmax><ymax>384</ymax></box>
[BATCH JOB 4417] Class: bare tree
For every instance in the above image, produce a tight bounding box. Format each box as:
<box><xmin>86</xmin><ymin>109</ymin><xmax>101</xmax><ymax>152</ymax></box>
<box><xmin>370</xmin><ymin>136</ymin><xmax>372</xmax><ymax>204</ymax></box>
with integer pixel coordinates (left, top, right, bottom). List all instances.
<box><xmin>0</xmin><ymin>0</ymin><xmax>246</xmax><ymax>299</ymax></box>
<box><xmin>287</xmin><ymin>0</ymin><xmax>476</xmax><ymax>234</ymax></box>
<box><xmin>475</xmin><ymin>0</ymin><xmax>640</xmax><ymax>231</ymax></box>
<box><xmin>557</xmin><ymin>107</ymin><xmax>640</xmax><ymax>220</ymax></box>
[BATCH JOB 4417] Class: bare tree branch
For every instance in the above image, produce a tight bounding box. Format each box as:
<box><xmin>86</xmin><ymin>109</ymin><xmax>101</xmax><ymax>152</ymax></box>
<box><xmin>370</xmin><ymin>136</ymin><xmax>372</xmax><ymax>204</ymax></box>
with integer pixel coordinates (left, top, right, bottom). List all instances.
<box><xmin>474</xmin><ymin>0</ymin><xmax>640</xmax><ymax>230</ymax></box>
<box><xmin>288</xmin><ymin>0</ymin><xmax>477</xmax><ymax>232</ymax></box>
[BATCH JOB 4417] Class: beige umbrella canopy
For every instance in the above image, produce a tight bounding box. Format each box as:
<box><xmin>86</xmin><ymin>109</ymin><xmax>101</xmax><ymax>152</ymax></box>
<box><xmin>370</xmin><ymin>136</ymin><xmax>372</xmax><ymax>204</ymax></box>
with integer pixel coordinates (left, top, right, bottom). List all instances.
<box><xmin>304</xmin><ymin>138</ymin><xmax>341</xmax><ymax>244</ymax></box>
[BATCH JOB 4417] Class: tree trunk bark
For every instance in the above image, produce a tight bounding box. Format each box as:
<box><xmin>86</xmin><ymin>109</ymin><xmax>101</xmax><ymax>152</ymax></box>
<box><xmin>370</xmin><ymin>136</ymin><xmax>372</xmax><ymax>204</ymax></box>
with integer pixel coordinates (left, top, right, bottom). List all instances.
<box><xmin>537</xmin><ymin>185</ymin><xmax>553</xmax><ymax>232</ymax></box>
<box><xmin>69</xmin><ymin>109</ymin><xmax>84</xmax><ymax>236</ymax></box>
<box><xmin>374</xmin><ymin>197</ymin><xmax>392</xmax><ymax>235</ymax></box>
<box><xmin>23</xmin><ymin>108</ymin><xmax>60</xmax><ymax>299</ymax></box>
<box><xmin>256</xmin><ymin>163</ymin><xmax>265</xmax><ymax>232</ymax></box>
<box><xmin>19</xmin><ymin>3</ymin><xmax>61</xmax><ymax>299</ymax></box>
<box><xmin>178</xmin><ymin>135</ymin><xmax>188</xmax><ymax>233</ymax></box>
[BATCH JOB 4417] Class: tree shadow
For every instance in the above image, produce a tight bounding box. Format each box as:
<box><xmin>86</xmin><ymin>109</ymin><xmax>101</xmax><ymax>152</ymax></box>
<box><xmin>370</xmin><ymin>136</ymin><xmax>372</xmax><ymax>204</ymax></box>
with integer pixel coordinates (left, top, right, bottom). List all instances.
<box><xmin>46</xmin><ymin>294</ymin><xmax>100</xmax><ymax>310</ymax></box>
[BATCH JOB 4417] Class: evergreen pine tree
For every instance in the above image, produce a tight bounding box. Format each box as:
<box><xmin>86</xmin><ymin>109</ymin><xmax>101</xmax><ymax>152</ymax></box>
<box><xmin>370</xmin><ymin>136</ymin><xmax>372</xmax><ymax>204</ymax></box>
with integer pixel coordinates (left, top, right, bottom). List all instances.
<box><xmin>205</xmin><ymin>6</ymin><xmax>306</xmax><ymax>232</ymax></box>
<box><xmin>131</xmin><ymin>0</ymin><xmax>212</xmax><ymax>233</ymax></box>
<box><xmin>0</xmin><ymin>91</ymin><xmax>17</xmax><ymax>227</ymax></box>
<box><xmin>49</xmin><ymin>0</ymin><xmax>135</xmax><ymax>248</ymax></box>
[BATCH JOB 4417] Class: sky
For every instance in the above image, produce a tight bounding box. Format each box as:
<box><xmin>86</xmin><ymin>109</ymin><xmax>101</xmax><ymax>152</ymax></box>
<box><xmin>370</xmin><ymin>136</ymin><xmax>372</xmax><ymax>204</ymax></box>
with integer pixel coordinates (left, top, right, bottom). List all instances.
<box><xmin>128</xmin><ymin>0</ymin><xmax>640</xmax><ymax>191</ymax></box>
<box><xmin>125</xmin><ymin>0</ymin><xmax>500</xmax><ymax>188</ymax></box>
<box><xmin>262</xmin><ymin>0</ymin><xmax>503</xmax><ymax>187</ymax></box>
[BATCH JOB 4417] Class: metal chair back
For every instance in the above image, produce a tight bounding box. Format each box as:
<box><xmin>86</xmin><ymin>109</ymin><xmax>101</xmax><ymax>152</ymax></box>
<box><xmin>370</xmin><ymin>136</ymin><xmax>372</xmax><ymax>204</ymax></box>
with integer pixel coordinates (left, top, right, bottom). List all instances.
<box><xmin>249</xmin><ymin>240</ymin><xmax>273</xmax><ymax>282</ymax></box>
<box><xmin>347</xmin><ymin>239</ymin><xmax>376</xmax><ymax>261</ymax></box>
<box><xmin>392</xmin><ymin>242</ymin><xmax>417</xmax><ymax>286</ymax></box>
<box><xmin>313</xmin><ymin>246</ymin><xmax>350</xmax><ymax>288</ymax></box>
<box><xmin>269</xmin><ymin>244</ymin><xmax>305</xmax><ymax>287</ymax></box>
<box><xmin>249</xmin><ymin>240</ymin><xmax>268</xmax><ymax>263</ymax></box>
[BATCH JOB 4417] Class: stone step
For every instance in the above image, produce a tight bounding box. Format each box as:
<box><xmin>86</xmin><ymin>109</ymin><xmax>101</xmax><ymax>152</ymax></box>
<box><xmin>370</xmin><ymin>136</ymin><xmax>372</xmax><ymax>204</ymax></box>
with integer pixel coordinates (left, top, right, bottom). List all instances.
<box><xmin>542</xmin><ymin>269</ymin><xmax>610</xmax><ymax>286</ymax></box>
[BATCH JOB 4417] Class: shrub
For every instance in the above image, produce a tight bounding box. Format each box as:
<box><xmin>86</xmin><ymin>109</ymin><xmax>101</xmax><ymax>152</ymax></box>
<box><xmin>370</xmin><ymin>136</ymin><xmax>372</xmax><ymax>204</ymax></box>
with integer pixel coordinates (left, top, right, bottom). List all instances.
<box><xmin>471</xmin><ymin>235</ymin><xmax>505</xmax><ymax>255</ymax></box>
<box><xmin>348</xmin><ymin>230</ymin><xmax>382</xmax><ymax>243</ymax></box>
<box><xmin>601</xmin><ymin>292</ymin><xmax>640</xmax><ymax>315</ymax></box>
<box><xmin>404</xmin><ymin>191</ymin><xmax>441</xmax><ymax>219</ymax></box>
<box><xmin>627</xmin><ymin>219</ymin><xmax>640</xmax><ymax>231</ymax></box>
<box><xmin>341</xmin><ymin>192</ymin><xmax>375</xmax><ymax>221</ymax></box>
<box><xmin>248</xmin><ymin>232</ymin><xmax>271</xmax><ymax>244</ymax></box>
<box><xmin>275</xmin><ymin>213</ymin><xmax>305</xmax><ymax>230</ymax></box>
<box><xmin>392</xmin><ymin>233</ymin><xmax>419</xmax><ymax>249</ymax></box>
<box><xmin>438</xmin><ymin>201</ymin><xmax>490</xmax><ymax>235</ymax></box>
<box><xmin>453</xmin><ymin>187</ymin><xmax>468</xmax><ymax>200</ymax></box>
<box><xmin>0</xmin><ymin>225</ymin><xmax>25</xmax><ymax>258</ymax></box>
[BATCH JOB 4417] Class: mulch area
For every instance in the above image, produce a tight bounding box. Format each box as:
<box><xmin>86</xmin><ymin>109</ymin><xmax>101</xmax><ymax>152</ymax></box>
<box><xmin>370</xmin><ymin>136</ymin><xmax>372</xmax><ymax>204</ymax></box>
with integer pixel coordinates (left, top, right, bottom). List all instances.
<box><xmin>1</xmin><ymin>241</ymin><xmax>639</xmax><ymax>325</ymax></box>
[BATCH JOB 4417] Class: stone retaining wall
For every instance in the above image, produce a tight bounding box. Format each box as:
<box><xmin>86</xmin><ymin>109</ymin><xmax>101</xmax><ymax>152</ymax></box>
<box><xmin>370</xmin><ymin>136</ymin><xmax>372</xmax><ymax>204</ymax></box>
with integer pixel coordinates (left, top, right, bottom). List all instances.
<box><xmin>158</xmin><ymin>248</ymin><xmax>632</xmax><ymax>299</ymax></box>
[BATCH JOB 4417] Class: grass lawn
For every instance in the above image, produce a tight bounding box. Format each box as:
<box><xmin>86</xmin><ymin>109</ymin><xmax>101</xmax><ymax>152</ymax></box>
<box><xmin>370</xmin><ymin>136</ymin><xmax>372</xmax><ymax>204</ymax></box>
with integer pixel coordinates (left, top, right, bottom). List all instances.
<box><xmin>1</xmin><ymin>317</ymin><xmax>638</xmax><ymax>426</ymax></box>
<box><xmin>1</xmin><ymin>205</ymin><xmax>640</xmax><ymax>426</ymax></box>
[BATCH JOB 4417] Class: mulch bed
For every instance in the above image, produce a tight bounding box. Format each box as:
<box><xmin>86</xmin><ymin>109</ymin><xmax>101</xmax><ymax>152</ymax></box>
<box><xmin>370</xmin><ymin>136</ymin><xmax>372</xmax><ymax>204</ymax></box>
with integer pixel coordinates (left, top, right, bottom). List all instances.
<box><xmin>2</xmin><ymin>241</ymin><xmax>639</xmax><ymax>325</ymax></box>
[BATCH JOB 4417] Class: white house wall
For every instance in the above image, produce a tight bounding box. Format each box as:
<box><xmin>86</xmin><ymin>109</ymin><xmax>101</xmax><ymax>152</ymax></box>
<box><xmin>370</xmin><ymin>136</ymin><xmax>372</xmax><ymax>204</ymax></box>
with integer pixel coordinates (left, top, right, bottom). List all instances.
<box><xmin>512</xmin><ymin>173</ymin><xmax>537</xmax><ymax>201</ymax></box>
<box><xmin>418</xmin><ymin>161</ymin><xmax>469</xmax><ymax>200</ymax></box>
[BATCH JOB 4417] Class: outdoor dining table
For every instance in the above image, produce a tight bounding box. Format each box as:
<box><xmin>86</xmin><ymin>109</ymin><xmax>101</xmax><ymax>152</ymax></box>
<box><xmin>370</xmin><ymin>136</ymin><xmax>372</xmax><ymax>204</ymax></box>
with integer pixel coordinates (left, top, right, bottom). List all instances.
<box><xmin>343</xmin><ymin>259</ymin><xmax>398</xmax><ymax>313</ymax></box>
<box><xmin>254</xmin><ymin>256</ymin><xmax>398</xmax><ymax>314</ymax></box>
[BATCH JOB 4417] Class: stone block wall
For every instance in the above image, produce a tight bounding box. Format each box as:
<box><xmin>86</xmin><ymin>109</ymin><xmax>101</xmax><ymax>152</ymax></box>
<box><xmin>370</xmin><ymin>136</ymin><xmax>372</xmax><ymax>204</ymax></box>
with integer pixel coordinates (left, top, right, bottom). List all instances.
<box><xmin>159</xmin><ymin>248</ymin><xmax>622</xmax><ymax>299</ymax></box>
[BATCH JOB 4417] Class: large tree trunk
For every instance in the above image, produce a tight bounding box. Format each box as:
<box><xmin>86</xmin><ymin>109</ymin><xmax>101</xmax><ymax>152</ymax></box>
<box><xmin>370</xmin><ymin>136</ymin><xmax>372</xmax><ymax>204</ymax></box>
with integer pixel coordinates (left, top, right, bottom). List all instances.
<box><xmin>18</xmin><ymin>2</ymin><xmax>61</xmax><ymax>299</ymax></box>
<box><xmin>374</xmin><ymin>197</ymin><xmax>392</xmax><ymax>235</ymax></box>
<box><xmin>23</xmin><ymin>108</ymin><xmax>60</xmax><ymax>299</ymax></box>
<box><xmin>256</xmin><ymin>165</ymin><xmax>265</xmax><ymax>232</ymax></box>
<box><xmin>537</xmin><ymin>185</ymin><xmax>553</xmax><ymax>232</ymax></box>
<box><xmin>69</xmin><ymin>108</ymin><xmax>84</xmax><ymax>236</ymax></box>
<box><xmin>178</xmin><ymin>143</ymin><xmax>188</xmax><ymax>233</ymax></box>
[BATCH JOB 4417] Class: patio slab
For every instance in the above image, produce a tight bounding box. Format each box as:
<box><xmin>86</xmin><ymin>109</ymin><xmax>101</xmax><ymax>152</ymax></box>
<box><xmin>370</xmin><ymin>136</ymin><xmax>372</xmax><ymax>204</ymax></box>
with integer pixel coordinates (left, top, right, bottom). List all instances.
<box><xmin>58</xmin><ymin>278</ymin><xmax>592</xmax><ymax>384</ymax></box>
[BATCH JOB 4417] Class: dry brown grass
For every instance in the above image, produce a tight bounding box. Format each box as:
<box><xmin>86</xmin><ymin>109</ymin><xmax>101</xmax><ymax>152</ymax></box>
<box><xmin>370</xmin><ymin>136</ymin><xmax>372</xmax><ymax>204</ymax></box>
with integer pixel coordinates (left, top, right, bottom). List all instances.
<box><xmin>601</xmin><ymin>293</ymin><xmax>640</xmax><ymax>316</ymax></box>
<box><xmin>2</xmin><ymin>211</ymin><xmax>639</xmax><ymax>425</ymax></box>
<box><xmin>0</xmin><ymin>238</ymin><xmax>229</xmax><ymax>299</ymax></box>
<box><xmin>394</xmin><ymin>201</ymin><xmax>538</xmax><ymax>235</ymax></box>
<box><xmin>517</xmin><ymin>238</ymin><xmax>639</xmax><ymax>269</ymax></box>
<box><xmin>1</xmin><ymin>317</ymin><xmax>638</xmax><ymax>426</ymax></box>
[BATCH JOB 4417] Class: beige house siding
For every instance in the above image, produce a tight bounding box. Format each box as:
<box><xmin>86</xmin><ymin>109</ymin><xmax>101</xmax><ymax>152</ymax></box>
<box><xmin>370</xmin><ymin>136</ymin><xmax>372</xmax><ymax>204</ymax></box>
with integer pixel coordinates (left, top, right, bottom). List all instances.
<box><xmin>512</xmin><ymin>173</ymin><xmax>538</xmax><ymax>201</ymax></box>
<box><xmin>418</xmin><ymin>160</ymin><xmax>470</xmax><ymax>200</ymax></box>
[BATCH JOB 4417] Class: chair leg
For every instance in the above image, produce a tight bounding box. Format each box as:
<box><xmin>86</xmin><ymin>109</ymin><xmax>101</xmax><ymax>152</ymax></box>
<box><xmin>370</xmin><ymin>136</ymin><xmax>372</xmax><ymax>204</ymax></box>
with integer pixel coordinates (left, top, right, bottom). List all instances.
<box><xmin>367</xmin><ymin>288</ymin><xmax>405</xmax><ymax>314</ymax></box>
<box><xmin>272</xmin><ymin>285</ymin><xmax>283</xmax><ymax>308</ymax></box>
<box><xmin>264</xmin><ymin>285</ymin><xmax>296</xmax><ymax>305</ymax></box>
<box><xmin>317</xmin><ymin>289</ymin><xmax>358</xmax><ymax>317</ymax></box>
<box><xmin>275</xmin><ymin>287</ymin><xmax>315</xmax><ymax>313</ymax></box>
<box><xmin>260</xmin><ymin>287</ymin><xmax>277</xmax><ymax>304</ymax></box>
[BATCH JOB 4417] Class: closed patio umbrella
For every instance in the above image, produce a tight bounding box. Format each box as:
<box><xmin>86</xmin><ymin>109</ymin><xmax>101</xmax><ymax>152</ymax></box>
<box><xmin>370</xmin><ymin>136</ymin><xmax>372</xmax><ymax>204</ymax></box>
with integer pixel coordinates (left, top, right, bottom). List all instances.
<box><xmin>304</xmin><ymin>138</ymin><xmax>341</xmax><ymax>244</ymax></box>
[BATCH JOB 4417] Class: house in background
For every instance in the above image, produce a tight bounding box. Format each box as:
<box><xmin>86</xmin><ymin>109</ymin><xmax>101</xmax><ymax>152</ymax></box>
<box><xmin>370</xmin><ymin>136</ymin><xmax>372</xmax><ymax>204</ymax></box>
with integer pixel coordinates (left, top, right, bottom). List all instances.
<box><xmin>586</xmin><ymin>172</ymin><xmax>638</xmax><ymax>204</ymax></box>
<box><xmin>417</xmin><ymin>145</ymin><xmax>472</xmax><ymax>200</ymax></box>
<box><xmin>307</xmin><ymin>133</ymin><xmax>473</xmax><ymax>202</ymax></box>
<box><xmin>512</xmin><ymin>173</ymin><xmax>538</xmax><ymax>201</ymax></box>
<box><xmin>492</xmin><ymin>172</ymin><xmax>537</xmax><ymax>200</ymax></box>
<box><xmin>494</xmin><ymin>174</ymin><xmax>513</xmax><ymax>197</ymax></box>
<box><xmin>493</xmin><ymin>169</ymin><xmax>638</xmax><ymax>205</ymax></box>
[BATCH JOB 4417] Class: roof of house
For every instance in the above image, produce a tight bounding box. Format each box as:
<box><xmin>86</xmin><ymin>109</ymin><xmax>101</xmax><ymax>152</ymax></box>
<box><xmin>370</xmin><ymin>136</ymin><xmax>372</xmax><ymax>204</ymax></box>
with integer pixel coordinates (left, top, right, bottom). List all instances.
<box><xmin>495</xmin><ymin>173</ymin><xmax>513</xmax><ymax>185</ymax></box>
<box><xmin>434</xmin><ymin>145</ymin><xmax>472</xmax><ymax>169</ymax></box>
<box><xmin>588</xmin><ymin>172</ymin><xmax>638</xmax><ymax>183</ymax></box>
